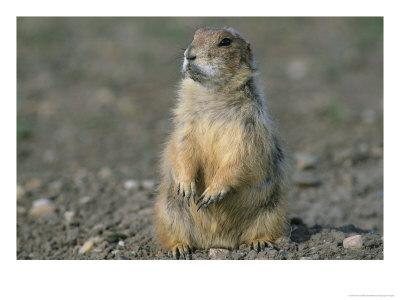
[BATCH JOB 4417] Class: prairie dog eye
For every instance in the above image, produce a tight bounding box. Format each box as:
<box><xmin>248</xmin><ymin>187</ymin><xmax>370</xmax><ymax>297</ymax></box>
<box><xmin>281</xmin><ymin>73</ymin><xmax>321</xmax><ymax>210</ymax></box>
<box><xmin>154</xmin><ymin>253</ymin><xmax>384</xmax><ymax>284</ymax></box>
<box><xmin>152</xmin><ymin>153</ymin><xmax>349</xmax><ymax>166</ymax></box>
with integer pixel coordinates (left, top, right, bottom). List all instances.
<box><xmin>218</xmin><ymin>38</ymin><xmax>232</xmax><ymax>46</ymax></box>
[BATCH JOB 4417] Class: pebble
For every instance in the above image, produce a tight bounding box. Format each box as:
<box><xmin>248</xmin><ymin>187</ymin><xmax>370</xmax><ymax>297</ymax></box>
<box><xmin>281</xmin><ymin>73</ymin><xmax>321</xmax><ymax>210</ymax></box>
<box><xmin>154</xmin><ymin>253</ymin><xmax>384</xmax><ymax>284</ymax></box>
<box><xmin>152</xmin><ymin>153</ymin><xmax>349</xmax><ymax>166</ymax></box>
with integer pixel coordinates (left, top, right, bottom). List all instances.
<box><xmin>17</xmin><ymin>184</ymin><xmax>25</xmax><ymax>200</ymax></box>
<box><xmin>246</xmin><ymin>251</ymin><xmax>258</xmax><ymax>260</ymax></box>
<box><xmin>343</xmin><ymin>235</ymin><xmax>363</xmax><ymax>249</ymax></box>
<box><xmin>106</xmin><ymin>233</ymin><xmax>127</xmax><ymax>243</ymax></box>
<box><xmin>124</xmin><ymin>179</ymin><xmax>140</xmax><ymax>190</ymax></box>
<box><xmin>293</xmin><ymin>172</ymin><xmax>321</xmax><ymax>187</ymax></box>
<box><xmin>64</xmin><ymin>211</ymin><xmax>75</xmax><ymax>223</ymax></box>
<box><xmin>294</xmin><ymin>152</ymin><xmax>318</xmax><ymax>170</ymax></box>
<box><xmin>25</xmin><ymin>178</ymin><xmax>42</xmax><ymax>191</ymax></box>
<box><xmin>29</xmin><ymin>198</ymin><xmax>55</xmax><ymax>216</ymax></box>
<box><xmin>141</xmin><ymin>180</ymin><xmax>156</xmax><ymax>190</ymax></box>
<box><xmin>48</xmin><ymin>181</ymin><xmax>62</xmax><ymax>194</ymax></box>
<box><xmin>286</xmin><ymin>60</ymin><xmax>307</xmax><ymax>80</ymax></box>
<box><xmin>98</xmin><ymin>167</ymin><xmax>112</xmax><ymax>179</ymax></box>
<box><xmin>340</xmin><ymin>174</ymin><xmax>353</xmax><ymax>186</ymax></box>
<box><xmin>361</xmin><ymin>109</ymin><xmax>376</xmax><ymax>124</ymax></box>
<box><xmin>209</xmin><ymin>248</ymin><xmax>230</xmax><ymax>259</ymax></box>
<box><xmin>118</xmin><ymin>240</ymin><xmax>125</xmax><ymax>247</ymax></box>
<box><xmin>312</xmin><ymin>254</ymin><xmax>320</xmax><ymax>260</ymax></box>
<box><xmin>43</xmin><ymin>149</ymin><xmax>56</xmax><ymax>163</ymax></box>
<box><xmin>79</xmin><ymin>240</ymin><xmax>94</xmax><ymax>254</ymax></box>
<box><xmin>79</xmin><ymin>196</ymin><xmax>92</xmax><ymax>205</ymax></box>
<box><xmin>138</xmin><ymin>207</ymin><xmax>154</xmax><ymax>216</ymax></box>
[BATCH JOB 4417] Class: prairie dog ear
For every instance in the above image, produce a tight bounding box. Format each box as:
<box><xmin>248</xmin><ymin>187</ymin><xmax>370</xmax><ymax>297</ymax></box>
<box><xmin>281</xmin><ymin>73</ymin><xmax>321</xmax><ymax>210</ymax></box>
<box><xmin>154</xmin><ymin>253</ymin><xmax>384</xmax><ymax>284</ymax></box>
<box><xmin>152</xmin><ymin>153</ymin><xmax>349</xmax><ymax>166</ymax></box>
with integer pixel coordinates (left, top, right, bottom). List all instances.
<box><xmin>247</xmin><ymin>42</ymin><xmax>252</xmax><ymax>54</ymax></box>
<box><xmin>245</xmin><ymin>42</ymin><xmax>256</xmax><ymax>69</ymax></box>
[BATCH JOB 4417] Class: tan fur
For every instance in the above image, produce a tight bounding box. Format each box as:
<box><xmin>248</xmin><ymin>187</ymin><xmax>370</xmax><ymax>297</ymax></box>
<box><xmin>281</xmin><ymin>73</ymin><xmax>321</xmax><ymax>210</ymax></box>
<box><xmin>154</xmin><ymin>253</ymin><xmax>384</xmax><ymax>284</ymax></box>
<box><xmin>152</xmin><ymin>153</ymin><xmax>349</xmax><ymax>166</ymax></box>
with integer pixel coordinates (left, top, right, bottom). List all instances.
<box><xmin>155</xmin><ymin>27</ymin><xmax>289</xmax><ymax>256</ymax></box>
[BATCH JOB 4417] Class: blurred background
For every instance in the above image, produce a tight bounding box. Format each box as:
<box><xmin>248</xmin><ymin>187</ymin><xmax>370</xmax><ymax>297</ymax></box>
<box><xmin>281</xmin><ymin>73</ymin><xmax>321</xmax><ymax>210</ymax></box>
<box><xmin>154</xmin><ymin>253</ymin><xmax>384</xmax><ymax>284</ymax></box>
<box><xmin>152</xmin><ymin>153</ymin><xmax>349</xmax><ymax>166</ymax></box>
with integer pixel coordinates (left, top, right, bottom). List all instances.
<box><xmin>17</xmin><ymin>17</ymin><xmax>383</xmax><ymax>233</ymax></box>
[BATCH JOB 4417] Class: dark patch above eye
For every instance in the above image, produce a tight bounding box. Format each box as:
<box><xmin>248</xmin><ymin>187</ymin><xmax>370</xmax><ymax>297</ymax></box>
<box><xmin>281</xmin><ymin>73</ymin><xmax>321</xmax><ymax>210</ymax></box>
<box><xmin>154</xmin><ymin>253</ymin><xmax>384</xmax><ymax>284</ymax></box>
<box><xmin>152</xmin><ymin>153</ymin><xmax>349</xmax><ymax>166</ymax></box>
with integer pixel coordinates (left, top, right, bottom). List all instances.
<box><xmin>218</xmin><ymin>38</ymin><xmax>232</xmax><ymax>46</ymax></box>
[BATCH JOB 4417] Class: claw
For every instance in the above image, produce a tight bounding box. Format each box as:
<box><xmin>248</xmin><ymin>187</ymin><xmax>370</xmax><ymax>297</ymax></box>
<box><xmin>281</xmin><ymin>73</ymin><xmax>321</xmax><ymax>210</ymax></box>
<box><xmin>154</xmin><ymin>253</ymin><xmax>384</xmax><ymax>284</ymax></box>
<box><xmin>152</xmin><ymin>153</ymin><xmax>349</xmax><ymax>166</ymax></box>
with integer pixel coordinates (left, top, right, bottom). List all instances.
<box><xmin>177</xmin><ymin>183</ymin><xmax>180</xmax><ymax>195</ymax></box>
<box><xmin>196</xmin><ymin>193</ymin><xmax>205</xmax><ymax>205</ymax></box>
<box><xmin>249</xmin><ymin>243</ymin><xmax>254</xmax><ymax>250</ymax></box>
<box><xmin>186</xmin><ymin>194</ymin><xmax>191</xmax><ymax>206</ymax></box>
<box><xmin>261</xmin><ymin>242</ymin><xmax>266</xmax><ymax>251</ymax></box>
<box><xmin>255</xmin><ymin>242</ymin><xmax>260</xmax><ymax>253</ymax></box>
<box><xmin>197</xmin><ymin>195</ymin><xmax>212</xmax><ymax>211</ymax></box>
<box><xmin>192</xmin><ymin>191</ymin><xmax>196</xmax><ymax>204</ymax></box>
<box><xmin>209</xmin><ymin>193</ymin><xmax>220</xmax><ymax>206</ymax></box>
<box><xmin>218</xmin><ymin>191</ymin><xmax>227</xmax><ymax>203</ymax></box>
<box><xmin>197</xmin><ymin>201</ymin><xmax>206</xmax><ymax>211</ymax></box>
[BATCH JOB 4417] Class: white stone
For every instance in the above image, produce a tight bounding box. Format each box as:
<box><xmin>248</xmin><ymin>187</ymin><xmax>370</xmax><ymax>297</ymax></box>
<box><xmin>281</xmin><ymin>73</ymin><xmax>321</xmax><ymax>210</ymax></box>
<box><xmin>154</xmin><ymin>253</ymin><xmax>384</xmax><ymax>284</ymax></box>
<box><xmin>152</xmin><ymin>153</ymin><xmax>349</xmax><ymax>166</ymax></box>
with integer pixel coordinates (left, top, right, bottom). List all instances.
<box><xmin>79</xmin><ymin>240</ymin><xmax>94</xmax><ymax>254</ymax></box>
<box><xmin>25</xmin><ymin>178</ymin><xmax>42</xmax><ymax>191</ymax></box>
<box><xmin>64</xmin><ymin>211</ymin><xmax>75</xmax><ymax>223</ymax></box>
<box><xmin>17</xmin><ymin>184</ymin><xmax>25</xmax><ymax>200</ymax></box>
<box><xmin>141</xmin><ymin>180</ymin><xmax>155</xmax><ymax>190</ymax></box>
<box><xmin>294</xmin><ymin>152</ymin><xmax>318</xmax><ymax>170</ymax></box>
<box><xmin>209</xmin><ymin>248</ymin><xmax>230</xmax><ymax>259</ymax></box>
<box><xmin>343</xmin><ymin>235</ymin><xmax>363</xmax><ymax>249</ymax></box>
<box><xmin>124</xmin><ymin>179</ymin><xmax>140</xmax><ymax>190</ymax></box>
<box><xmin>286</xmin><ymin>60</ymin><xmax>307</xmax><ymax>80</ymax></box>
<box><xmin>79</xmin><ymin>196</ymin><xmax>92</xmax><ymax>204</ymax></box>
<box><xmin>29</xmin><ymin>199</ymin><xmax>55</xmax><ymax>216</ymax></box>
<box><xmin>361</xmin><ymin>109</ymin><xmax>376</xmax><ymax>124</ymax></box>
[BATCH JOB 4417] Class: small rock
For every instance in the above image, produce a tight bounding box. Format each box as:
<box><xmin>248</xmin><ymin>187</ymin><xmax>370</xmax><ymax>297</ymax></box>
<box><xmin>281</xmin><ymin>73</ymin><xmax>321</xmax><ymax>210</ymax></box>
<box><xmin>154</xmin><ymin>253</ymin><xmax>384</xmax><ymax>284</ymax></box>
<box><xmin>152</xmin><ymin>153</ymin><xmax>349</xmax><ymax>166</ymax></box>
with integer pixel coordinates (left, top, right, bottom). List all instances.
<box><xmin>141</xmin><ymin>180</ymin><xmax>155</xmax><ymax>190</ymax></box>
<box><xmin>98</xmin><ymin>167</ymin><xmax>112</xmax><ymax>179</ymax></box>
<box><xmin>138</xmin><ymin>207</ymin><xmax>154</xmax><ymax>216</ymax></box>
<box><xmin>231</xmin><ymin>251</ymin><xmax>246</xmax><ymax>260</ymax></box>
<box><xmin>294</xmin><ymin>152</ymin><xmax>318</xmax><ymax>170</ymax></box>
<box><xmin>111</xmin><ymin>249</ymin><xmax>121</xmax><ymax>255</ymax></box>
<box><xmin>91</xmin><ymin>223</ymin><xmax>104</xmax><ymax>234</ymax></box>
<box><xmin>118</xmin><ymin>240</ymin><xmax>125</xmax><ymax>247</ymax></box>
<box><xmin>340</xmin><ymin>174</ymin><xmax>353</xmax><ymax>186</ymax></box>
<box><xmin>17</xmin><ymin>184</ymin><xmax>25</xmax><ymax>200</ymax></box>
<box><xmin>293</xmin><ymin>172</ymin><xmax>321</xmax><ymax>187</ymax></box>
<box><xmin>312</xmin><ymin>254</ymin><xmax>320</xmax><ymax>260</ymax></box>
<box><xmin>106</xmin><ymin>233</ymin><xmax>127</xmax><ymax>243</ymax></box>
<box><xmin>279</xmin><ymin>251</ymin><xmax>288</xmax><ymax>258</ymax></box>
<box><xmin>64</xmin><ymin>211</ymin><xmax>75</xmax><ymax>223</ymax></box>
<box><xmin>79</xmin><ymin>196</ymin><xmax>92</xmax><ymax>205</ymax></box>
<box><xmin>209</xmin><ymin>248</ymin><xmax>230</xmax><ymax>259</ymax></box>
<box><xmin>361</xmin><ymin>109</ymin><xmax>376</xmax><ymax>124</ymax></box>
<box><xmin>95</xmin><ymin>88</ymin><xmax>114</xmax><ymax>105</ymax></box>
<box><xmin>25</xmin><ymin>178</ymin><xmax>42</xmax><ymax>191</ymax></box>
<box><xmin>124</xmin><ymin>179</ymin><xmax>140</xmax><ymax>190</ymax></box>
<box><xmin>300</xmin><ymin>257</ymin><xmax>313</xmax><ymax>260</ymax></box>
<box><xmin>246</xmin><ymin>251</ymin><xmax>258</xmax><ymax>260</ymax></box>
<box><xmin>29</xmin><ymin>198</ymin><xmax>55</xmax><ymax>216</ymax></box>
<box><xmin>343</xmin><ymin>235</ymin><xmax>363</xmax><ymax>249</ymax></box>
<box><xmin>286</xmin><ymin>60</ymin><xmax>307</xmax><ymax>80</ymax></box>
<box><xmin>48</xmin><ymin>181</ymin><xmax>62</xmax><ymax>194</ymax></box>
<box><xmin>43</xmin><ymin>149</ymin><xmax>56</xmax><ymax>163</ymax></box>
<box><xmin>79</xmin><ymin>240</ymin><xmax>94</xmax><ymax>254</ymax></box>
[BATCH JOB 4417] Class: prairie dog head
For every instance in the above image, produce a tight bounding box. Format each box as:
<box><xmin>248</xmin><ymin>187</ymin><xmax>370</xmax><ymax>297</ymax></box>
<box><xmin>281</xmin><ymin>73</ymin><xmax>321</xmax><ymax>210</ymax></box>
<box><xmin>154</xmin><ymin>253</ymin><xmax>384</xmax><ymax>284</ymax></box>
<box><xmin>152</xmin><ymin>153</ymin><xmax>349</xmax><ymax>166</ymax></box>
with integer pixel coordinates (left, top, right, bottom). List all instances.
<box><xmin>182</xmin><ymin>27</ymin><xmax>256</xmax><ymax>86</ymax></box>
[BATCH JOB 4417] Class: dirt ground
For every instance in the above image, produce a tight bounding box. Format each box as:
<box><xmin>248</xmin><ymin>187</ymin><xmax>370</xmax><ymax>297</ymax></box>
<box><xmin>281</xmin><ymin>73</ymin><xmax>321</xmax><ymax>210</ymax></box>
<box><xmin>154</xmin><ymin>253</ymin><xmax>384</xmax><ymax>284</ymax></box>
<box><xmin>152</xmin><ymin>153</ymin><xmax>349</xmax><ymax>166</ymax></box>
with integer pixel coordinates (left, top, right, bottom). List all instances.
<box><xmin>17</xmin><ymin>17</ymin><xmax>383</xmax><ymax>260</ymax></box>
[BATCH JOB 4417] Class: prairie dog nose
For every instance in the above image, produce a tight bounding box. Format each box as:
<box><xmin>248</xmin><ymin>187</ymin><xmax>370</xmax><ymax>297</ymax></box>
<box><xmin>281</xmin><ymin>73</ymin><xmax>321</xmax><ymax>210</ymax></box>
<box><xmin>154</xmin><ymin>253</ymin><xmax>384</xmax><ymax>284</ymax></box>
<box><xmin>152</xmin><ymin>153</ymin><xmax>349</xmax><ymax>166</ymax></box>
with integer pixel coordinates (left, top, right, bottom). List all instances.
<box><xmin>184</xmin><ymin>45</ymin><xmax>196</xmax><ymax>60</ymax></box>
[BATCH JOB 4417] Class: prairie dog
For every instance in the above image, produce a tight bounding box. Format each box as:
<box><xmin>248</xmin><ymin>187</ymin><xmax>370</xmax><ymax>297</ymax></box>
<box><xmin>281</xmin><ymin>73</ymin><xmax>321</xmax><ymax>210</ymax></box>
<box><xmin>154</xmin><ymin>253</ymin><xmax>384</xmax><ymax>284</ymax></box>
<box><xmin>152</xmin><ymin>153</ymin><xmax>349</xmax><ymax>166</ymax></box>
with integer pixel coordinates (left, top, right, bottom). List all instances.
<box><xmin>155</xmin><ymin>27</ymin><xmax>289</xmax><ymax>258</ymax></box>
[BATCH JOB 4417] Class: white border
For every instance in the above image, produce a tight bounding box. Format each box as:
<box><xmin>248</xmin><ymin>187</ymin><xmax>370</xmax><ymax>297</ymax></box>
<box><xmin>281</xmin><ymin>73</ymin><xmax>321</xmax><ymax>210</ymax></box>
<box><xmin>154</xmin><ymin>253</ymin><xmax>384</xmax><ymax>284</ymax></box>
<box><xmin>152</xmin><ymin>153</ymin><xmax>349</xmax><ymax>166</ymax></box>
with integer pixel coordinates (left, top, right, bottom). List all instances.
<box><xmin>3</xmin><ymin>0</ymin><xmax>399</xmax><ymax>299</ymax></box>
